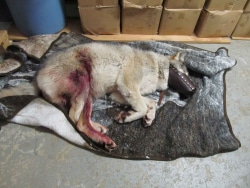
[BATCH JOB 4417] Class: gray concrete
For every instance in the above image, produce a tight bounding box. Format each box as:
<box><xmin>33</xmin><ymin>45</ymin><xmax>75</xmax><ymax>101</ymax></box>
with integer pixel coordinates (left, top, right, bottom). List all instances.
<box><xmin>0</xmin><ymin>38</ymin><xmax>250</xmax><ymax>187</ymax></box>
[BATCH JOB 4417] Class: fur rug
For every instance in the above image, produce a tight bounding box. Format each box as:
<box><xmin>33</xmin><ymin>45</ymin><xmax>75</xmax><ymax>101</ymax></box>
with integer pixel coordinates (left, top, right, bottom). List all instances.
<box><xmin>0</xmin><ymin>32</ymin><xmax>241</xmax><ymax>160</ymax></box>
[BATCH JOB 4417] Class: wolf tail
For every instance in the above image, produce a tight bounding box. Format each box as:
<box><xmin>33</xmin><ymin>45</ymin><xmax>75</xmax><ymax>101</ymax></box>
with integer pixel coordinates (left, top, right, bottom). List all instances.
<box><xmin>0</xmin><ymin>82</ymin><xmax>38</xmax><ymax>98</ymax></box>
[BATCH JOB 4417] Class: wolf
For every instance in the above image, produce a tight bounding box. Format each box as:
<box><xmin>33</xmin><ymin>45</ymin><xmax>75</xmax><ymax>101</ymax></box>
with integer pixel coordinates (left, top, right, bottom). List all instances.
<box><xmin>36</xmin><ymin>42</ymin><xmax>188</xmax><ymax>150</ymax></box>
<box><xmin>1</xmin><ymin>42</ymin><xmax>188</xmax><ymax>150</ymax></box>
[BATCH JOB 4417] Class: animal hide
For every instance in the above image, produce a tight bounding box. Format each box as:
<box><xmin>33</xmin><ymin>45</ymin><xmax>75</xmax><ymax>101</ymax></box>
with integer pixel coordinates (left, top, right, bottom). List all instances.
<box><xmin>0</xmin><ymin>32</ymin><xmax>241</xmax><ymax>160</ymax></box>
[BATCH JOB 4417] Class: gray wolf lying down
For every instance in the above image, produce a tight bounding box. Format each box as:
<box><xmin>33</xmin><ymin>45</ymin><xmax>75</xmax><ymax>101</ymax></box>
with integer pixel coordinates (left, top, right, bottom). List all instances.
<box><xmin>4</xmin><ymin>42</ymin><xmax>188</xmax><ymax>150</ymax></box>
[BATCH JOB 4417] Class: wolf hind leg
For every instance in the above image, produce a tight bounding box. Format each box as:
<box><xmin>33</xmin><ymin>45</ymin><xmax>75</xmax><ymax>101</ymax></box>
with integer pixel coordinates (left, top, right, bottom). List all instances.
<box><xmin>76</xmin><ymin>97</ymin><xmax>116</xmax><ymax>150</ymax></box>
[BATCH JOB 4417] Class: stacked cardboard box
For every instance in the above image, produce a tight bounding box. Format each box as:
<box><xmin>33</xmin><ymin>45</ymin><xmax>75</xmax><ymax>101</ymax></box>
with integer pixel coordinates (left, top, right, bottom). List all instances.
<box><xmin>232</xmin><ymin>0</ymin><xmax>250</xmax><ymax>38</ymax></box>
<box><xmin>121</xmin><ymin>0</ymin><xmax>163</xmax><ymax>34</ymax></box>
<box><xmin>195</xmin><ymin>0</ymin><xmax>247</xmax><ymax>37</ymax></box>
<box><xmin>159</xmin><ymin>0</ymin><xmax>206</xmax><ymax>35</ymax></box>
<box><xmin>78</xmin><ymin>0</ymin><xmax>120</xmax><ymax>34</ymax></box>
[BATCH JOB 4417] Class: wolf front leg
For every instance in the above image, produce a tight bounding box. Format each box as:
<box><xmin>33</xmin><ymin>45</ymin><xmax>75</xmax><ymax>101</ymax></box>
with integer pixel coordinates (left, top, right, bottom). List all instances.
<box><xmin>76</xmin><ymin>97</ymin><xmax>117</xmax><ymax>151</ymax></box>
<box><xmin>9</xmin><ymin>98</ymin><xmax>87</xmax><ymax>147</ymax></box>
<box><xmin>115</xmin><ymin>77</ymin><xmax>156</xmax><ymax>126</ymax></box>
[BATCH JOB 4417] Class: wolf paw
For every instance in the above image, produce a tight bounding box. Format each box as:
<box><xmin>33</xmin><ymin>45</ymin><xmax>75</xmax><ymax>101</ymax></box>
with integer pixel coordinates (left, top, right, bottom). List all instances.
<box><xmin>80</xmin><ymin>129</ymin><xmax>116</xmax><ymax>151</ymax></box>
<box><xmin>77</xmin><ymin>122</ymin><xmax>116</xmax><ymax>151</ymax></box>
<box><xmin>92</xmin><ymin>133</ymin><xmax>117</xmax><ymax>151</ymax></box>
<box><xmin>115</xmin><ymin>110</ymin><xmax>134</xmax><ymax>123</ymax></box>
<box><xmin>143</xmin><ymin>114</ymin><xmax>154</xmax><ymax>127</ymax></box>
<box><xmin>143</xmin><ymin>102</ymin><xmax>156</xmax><ymax>127</ymax></box>
<box><xmin>104</xmin><ymin>139</ymin><xmax>117</xmax><ymax>151</ymax></box>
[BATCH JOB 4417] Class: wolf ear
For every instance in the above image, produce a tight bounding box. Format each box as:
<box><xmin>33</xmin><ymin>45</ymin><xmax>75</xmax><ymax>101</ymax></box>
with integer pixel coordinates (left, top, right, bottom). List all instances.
<box><xmin>169</xmin><ymin>51</ymin><xmax>188</xmax><ymax>75</ymax></box>
<box><xmin>172</xmin><ymin>51</ymin><xmax>186</xmax><ymax>62</ymax></box>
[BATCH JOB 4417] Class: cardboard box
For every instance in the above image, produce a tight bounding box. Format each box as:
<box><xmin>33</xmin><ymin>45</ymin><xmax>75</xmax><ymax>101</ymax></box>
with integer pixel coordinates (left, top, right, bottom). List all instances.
<box><xmin>79</xmin><ymin>6</ymin><xmax>120</xmax><ymax>34</ymax></box>
<box><xmin>244</xmin><ymin>0</ymin><xmax>250</xmax><ymax>12</ymax></box>
<box><xmin>195</xmin><ymin>9</ymin><xmax>242</xmax><ymax>37</ymax></box>
<box><xmin>122</xmin><ymin>6</ymin><xmax>162</xmax><ymax>34</ymax></box>
<box><xmin>232</xmin><ymin>12</ymin><xmax>250</xmax><ymax>37</ymax></box>
<box><xmin>164</xmin><ymin>0</ymin><xmax>206</xmax><ymax>9</ymax></box>
<box><xmin>123</xmin><ymin>0</ymin><xmax>163</xmax><ymax>6</ymax></box>
<box><xmin>78</xmin><ymin>0</ymin><xmax>118</xmax><ymax>7</ymax></box>
<box><xmin>159</xmin><ymin>9</ymin><xmax>201</xmax><ymax>35</ymax></box>
<box><xmin>205</xmin><ymin>0</ymin><xmax>247</xmax><ymax>10</ymax></box>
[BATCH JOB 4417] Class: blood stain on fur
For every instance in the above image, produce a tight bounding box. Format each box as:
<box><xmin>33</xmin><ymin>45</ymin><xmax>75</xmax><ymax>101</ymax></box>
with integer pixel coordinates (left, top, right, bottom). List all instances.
<box><xmin>69</xmin><ymin>70</ymin><xmax>85</xmax><ymax>86</ymax></box>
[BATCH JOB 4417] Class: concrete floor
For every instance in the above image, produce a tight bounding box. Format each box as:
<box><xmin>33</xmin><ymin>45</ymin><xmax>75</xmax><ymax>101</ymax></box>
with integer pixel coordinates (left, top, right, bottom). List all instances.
<box><xmin>0</xmin><ymin>36</ymin><xmax>250</xmax><ymax>187</ymax></box>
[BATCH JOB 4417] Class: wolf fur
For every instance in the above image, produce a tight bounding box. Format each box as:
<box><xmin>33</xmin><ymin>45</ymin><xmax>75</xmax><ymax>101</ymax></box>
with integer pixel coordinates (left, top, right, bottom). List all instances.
<box><xmin>0</xmin><ymin>42</ymin><xmax>187</xmax><ymax>150</ymax></box>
